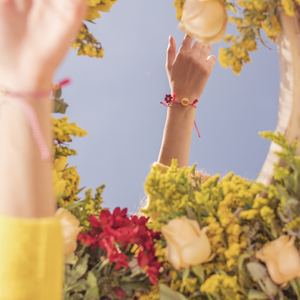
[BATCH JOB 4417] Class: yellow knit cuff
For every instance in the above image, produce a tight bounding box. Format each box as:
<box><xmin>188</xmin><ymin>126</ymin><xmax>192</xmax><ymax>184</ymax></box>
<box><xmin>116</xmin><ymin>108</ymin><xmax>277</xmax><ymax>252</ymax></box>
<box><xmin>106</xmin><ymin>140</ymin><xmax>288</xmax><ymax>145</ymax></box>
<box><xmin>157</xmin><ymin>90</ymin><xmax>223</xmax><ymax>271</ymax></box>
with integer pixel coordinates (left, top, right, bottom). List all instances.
<box><xmin>152</xmin><ymin>162</ymin><xmax>169</xmax><ymax>173</ymax></box>
<box><xmin>0</xmin><ymin>215</ymin><xmax>63</xmax><ymax>300</ymax></box>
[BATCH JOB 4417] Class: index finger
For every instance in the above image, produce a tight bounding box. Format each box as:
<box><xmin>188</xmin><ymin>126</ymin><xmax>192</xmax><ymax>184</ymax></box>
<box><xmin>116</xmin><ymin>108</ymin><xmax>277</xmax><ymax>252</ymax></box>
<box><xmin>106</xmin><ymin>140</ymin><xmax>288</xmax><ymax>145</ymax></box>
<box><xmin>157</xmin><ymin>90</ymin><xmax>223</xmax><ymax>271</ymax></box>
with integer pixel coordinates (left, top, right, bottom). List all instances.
<box><xmin>179</xmin><ymin>35</ymin><xmax>193</xmax><ymax>52</ymax></box>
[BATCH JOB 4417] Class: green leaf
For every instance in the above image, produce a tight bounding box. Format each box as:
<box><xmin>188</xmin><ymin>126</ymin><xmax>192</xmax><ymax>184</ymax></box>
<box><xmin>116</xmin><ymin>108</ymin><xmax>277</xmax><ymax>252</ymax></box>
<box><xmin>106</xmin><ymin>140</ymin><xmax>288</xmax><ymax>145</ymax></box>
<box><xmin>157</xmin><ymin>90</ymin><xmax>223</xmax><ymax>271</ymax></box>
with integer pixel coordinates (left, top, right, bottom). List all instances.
<box><xmin>238</xmin><ymin>253</ymin><xmax>250</xmax><ymax>272</ymax></box>
<box><xmin>69</xmin><ymin>293</ymin><xmax>84</xmax><ymax>300</ymax></box>
<box><xmin>65</xmin><ymin>200</ymin><xmax>86</xmax><ymax>211</ymax></box>
<box><xmin>186</xmin><ymin>205</ymin><xmax>197</xmax><ymax>221</ymax></box>
<box><xmin>290</xmin><ymin>279</ymin><xmax>300</xmax><ymax>300</ymax></box>
<box><xmin>264</xmin><ymin>277</ymin><xmax>278</xmax><ymax>295</ymax></box>
<box><xmin>246</xmin><ymin>262</ymin><xmax>267</xmax><ymax>281</ymax></box>
<box><xmin>77</xmin><ymin>186</ymin><xmax>86</xmax><ymax>194</ymax></box>
<box><xmin>56</xmin><ymin>193</ymin><xmax>65</xmax><ymax>202</ymax></box>
<box><xmin>70</xmin><ymin>278</ymin><xmax>88</xmax><ymax>293</ymax></box>
<box><xmin>120</xmin><ymin>281</ymin><xmax>150</xmax><ymax>296</ymax></box>
<box><xmin>225</xmin><ymin>2</ymin><xmax>237</xmax><ymax>13</ymax></box>
<box><xmin>160</xmin><ymin>284</ymin><xmax>189</xmax><ymax>300</ymax></box>
<box><xmin>248</xmin><ymin>290</ymin><xmax>268</xmax><ymax>299</ymax></box>
<box><xmin>73</xmin><ymin>254</ymin><xmax>90</xmax><ymax>280</ymax></box>
<box><xmin>83</xmin><ymin>286</ymin><xmax>99</xmax><ymax>300</ymax></box>
<box><xmin>182</xmin><ymin>268</ymin><xmax>190</xmax><ymax>282</ymax></box>
<box><xmin>86</xmin><ymin>272</ymin><xmax>97</xmax><ymax>287</ymax></box>
<box><xmin>96</xmin><ymin>258</ymin><xmax>109</xmax><ymax>273</ymax></box>
<box><xmin>53</xmin><ymin>88</ymin><xmax>62</xmax><ymax>99</ymax></box>
<box><xmin>54</xmin><ymin>98</ymin><xmax>69</xmax><ymax>114</ymax></box>
<box><xmin>191</xmin><ymin>265</ymin><xmax>205</xmax><ymax>282</ymax></box>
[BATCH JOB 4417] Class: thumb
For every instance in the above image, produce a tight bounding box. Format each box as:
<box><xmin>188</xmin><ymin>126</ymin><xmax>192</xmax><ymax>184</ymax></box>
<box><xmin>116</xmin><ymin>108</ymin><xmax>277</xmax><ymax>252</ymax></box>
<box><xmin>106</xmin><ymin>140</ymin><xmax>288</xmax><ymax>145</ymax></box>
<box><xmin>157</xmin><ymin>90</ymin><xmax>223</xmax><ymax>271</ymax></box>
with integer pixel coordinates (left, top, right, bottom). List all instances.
<box><xmin>206</xmin><ymin>55</ymin><xmax>217</xmax><ymax>72</ymax></box>
<box><xmin>166</xmin><ymin>35</ymin><xmax>176</xmax><ymax>72</ymax></box>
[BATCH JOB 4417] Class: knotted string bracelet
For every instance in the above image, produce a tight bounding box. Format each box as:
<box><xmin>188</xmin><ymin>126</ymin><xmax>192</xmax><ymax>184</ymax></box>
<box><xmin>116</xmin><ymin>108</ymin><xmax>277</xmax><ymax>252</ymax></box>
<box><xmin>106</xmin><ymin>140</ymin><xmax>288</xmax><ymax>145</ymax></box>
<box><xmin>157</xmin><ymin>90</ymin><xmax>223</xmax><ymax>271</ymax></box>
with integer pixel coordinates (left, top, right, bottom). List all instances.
<box><xmin>160</xmin><ymin>93</ymin><xmax>201</xmax><ymax>137</ymax></box>
<box><xmin>0</xmin><ymin>78</ymin><xmax>71</xmax><ymax>162</ymax></box>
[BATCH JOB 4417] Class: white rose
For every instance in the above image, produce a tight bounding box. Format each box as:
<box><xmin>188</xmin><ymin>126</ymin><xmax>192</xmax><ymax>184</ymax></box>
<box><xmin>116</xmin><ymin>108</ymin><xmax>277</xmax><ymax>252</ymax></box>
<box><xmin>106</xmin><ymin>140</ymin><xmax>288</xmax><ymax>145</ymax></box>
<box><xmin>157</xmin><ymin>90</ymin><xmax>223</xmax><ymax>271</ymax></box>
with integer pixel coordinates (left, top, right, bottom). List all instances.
<box><xmin>161</xmin><ymin>216</ymin><xmax>211</xmax><ymax>270</ymax></box>
<box><xmin>178</xmin><ymin>0</ymin><xmax>228</xmax><ymax>44</ymax></box>
<box><xmin>55</xmin><ymin>208</ymin><xmax>81</xmax><ymax>256</ymax></box>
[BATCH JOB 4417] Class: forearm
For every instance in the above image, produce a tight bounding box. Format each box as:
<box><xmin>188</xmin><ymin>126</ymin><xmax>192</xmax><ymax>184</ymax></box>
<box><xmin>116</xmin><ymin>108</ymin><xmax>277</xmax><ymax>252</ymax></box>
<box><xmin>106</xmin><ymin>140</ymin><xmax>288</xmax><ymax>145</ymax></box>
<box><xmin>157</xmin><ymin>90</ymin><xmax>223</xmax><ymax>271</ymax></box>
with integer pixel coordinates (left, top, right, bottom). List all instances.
<box><xmin>158</xmin><ymin>103</ymin><xmax>196</xmax><ymax>167</ymax></box>
<box><xmin>0</xmin><ymin>81</ymin><xmax>55</xmax><ymax>218</ymax></box>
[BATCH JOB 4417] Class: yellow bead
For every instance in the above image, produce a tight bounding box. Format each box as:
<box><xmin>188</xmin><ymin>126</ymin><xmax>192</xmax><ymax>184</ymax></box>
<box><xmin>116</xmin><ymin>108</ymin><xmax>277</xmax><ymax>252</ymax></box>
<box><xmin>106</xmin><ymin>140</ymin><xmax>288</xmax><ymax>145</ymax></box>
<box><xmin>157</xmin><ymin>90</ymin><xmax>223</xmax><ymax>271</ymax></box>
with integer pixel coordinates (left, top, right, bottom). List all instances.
<box><xmin>181</xmin><ymin>98</ymin><xmax>189</xmax><ymax>106</ymax></box>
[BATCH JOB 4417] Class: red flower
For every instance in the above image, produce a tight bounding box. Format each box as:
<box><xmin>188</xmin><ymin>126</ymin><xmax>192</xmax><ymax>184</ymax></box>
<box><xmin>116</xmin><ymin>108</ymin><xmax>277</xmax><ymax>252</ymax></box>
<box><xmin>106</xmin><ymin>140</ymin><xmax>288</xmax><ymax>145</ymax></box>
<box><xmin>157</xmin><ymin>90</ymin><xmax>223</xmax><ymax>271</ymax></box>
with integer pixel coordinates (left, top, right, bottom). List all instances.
<box><xmin>114</xmin><ymin>287</ymin><xmax>127</xmax><ymax>298</ymax></box>
<box><xmin>164</xmin><ymin>94</ymin><xmax>173</xmax><ymax>103</ymax></box>
<box><xmin>78</xmin><ymin>207</ymin><xmax>162</xmax><ymax>284</ymax></box>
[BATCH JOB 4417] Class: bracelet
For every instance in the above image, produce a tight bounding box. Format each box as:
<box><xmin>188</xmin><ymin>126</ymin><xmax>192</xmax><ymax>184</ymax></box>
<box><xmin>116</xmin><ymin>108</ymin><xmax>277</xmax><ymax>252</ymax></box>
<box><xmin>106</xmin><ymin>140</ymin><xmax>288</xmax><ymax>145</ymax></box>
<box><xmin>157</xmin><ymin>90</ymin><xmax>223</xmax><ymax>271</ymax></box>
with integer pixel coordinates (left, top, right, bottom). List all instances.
<box><xmin>161</xmin><ymin>93</ymin><xmax>201</xmax><ymax>137</ymax></box>
<box><xmin>0</xmin><ymin>78</ymin><xmax>71</xmax><ymax>161</ymax></box>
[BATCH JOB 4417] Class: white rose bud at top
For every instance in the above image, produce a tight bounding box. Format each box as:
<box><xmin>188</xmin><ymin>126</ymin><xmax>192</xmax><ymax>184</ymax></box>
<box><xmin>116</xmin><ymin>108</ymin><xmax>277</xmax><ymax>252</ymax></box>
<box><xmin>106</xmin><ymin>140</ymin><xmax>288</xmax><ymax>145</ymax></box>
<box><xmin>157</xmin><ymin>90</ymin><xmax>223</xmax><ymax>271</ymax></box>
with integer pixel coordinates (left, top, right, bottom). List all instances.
<box><xmin>178</xmin><ymin>0</ymin><xmax>228</xmax><ymax>44</ymax></box>
<box><xmin>55</xmin><ymin>208</ymin><xmax>81</xmax><ymax>256</ymax></box>
<box><xmin>161</xmin><ymin>216</ymin><xmax>211</xmax><ymax>270</ymax></box>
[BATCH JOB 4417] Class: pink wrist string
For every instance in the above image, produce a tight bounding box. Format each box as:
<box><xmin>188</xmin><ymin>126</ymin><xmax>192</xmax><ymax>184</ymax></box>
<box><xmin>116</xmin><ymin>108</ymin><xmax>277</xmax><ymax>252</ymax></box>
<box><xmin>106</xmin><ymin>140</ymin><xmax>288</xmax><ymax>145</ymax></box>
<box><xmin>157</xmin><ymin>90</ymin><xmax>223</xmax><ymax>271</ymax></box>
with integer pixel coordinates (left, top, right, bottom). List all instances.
<box><xmin>0</xmin><ymin>78</ymin><xmax>71</xmax><ymax>162</ymax></box>
<box><xmin>160</xmin><ymin>93</ymin><xmax>201</xmax><ymax>137</ymax></box>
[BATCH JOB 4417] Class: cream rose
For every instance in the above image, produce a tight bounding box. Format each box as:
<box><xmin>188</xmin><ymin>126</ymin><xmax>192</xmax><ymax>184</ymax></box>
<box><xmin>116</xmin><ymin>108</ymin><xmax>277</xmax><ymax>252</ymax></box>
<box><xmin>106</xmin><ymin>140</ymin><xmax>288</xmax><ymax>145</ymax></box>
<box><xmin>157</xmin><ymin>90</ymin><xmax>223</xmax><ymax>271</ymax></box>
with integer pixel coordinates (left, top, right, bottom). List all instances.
<box><xmin>55</xmin><ymin>208</ymin><xmax>81</xmax><ymax>256</ymax></box>
<box><xmin>178</xmin><ymin>0</ymin><xmax>228</xmax><ymax>44</ymax></box>
<box><xmin>256</xmin><ymin>235</ymin><xmax>300</xmax><ymax>285</ymax></box>
<box><xmin>161</xmin><ymin>216</ymin><xmax>211</xmax><ymax>270</ymax></box>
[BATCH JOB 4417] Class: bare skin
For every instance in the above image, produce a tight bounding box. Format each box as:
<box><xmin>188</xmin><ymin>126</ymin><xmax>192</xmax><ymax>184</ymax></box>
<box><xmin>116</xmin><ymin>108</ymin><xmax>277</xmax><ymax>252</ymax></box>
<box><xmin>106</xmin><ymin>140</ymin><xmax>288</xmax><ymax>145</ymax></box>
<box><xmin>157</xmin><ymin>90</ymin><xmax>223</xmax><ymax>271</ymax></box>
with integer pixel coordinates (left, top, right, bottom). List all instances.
<box><xmin>0</xmin><ymin>0</ymin><xmax>86</xmax><ymax>218</ymax></box>
<box><xmin>158</xmin><ymin>35</ymin><xmax>216</xmax><ymax>167</ymax></box>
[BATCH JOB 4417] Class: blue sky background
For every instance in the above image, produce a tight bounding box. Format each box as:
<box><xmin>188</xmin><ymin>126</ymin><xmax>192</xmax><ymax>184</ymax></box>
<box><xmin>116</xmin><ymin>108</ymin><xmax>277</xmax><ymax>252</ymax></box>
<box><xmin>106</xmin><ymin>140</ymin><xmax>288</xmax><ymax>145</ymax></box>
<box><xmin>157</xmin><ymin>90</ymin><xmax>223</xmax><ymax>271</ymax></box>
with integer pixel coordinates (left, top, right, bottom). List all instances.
<box><xmin>55</xmin><ymin>0</ymin><xmax>280</xmax><ymax>213</ymax></box>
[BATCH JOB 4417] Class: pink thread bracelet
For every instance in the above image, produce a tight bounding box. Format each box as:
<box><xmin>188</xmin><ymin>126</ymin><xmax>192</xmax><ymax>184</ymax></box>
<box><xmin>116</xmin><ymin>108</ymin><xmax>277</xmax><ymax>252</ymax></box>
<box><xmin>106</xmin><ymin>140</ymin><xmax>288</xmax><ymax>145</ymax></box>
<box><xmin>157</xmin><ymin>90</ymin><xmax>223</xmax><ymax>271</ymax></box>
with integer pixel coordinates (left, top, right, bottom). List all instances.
<box><xmin>0</xmin><ymin>78</ymin><xmax>71</xmax><ymax>162</ymax></box>
<box><xmin>160</xmin><ymin>93</ymin><xmax>201</xmax><ymax>137</ymax></box>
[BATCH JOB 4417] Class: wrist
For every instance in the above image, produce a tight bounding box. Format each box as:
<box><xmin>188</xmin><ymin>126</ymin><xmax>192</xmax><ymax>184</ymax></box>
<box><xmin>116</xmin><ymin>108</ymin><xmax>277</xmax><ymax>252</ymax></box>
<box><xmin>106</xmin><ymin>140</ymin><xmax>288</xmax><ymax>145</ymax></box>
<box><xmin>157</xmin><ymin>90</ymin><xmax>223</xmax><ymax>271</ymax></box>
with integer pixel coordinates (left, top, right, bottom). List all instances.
<box><xmin>0</xmin><ymin>72</ymin><xmax>53</xmax><ymax>94</ymax></box>
<box><xmin>171</xmin><ymin>92</ymin><xmax>199</xmax><ymax>103</ymax></box>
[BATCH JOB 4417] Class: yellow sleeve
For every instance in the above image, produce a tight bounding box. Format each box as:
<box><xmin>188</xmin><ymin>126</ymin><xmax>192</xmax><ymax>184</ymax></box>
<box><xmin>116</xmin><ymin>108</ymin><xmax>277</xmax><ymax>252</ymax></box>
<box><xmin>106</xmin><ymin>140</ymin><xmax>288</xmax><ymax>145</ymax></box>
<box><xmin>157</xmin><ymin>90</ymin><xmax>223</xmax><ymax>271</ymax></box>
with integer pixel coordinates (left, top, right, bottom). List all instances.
<box><xmin>0</xmin><ymin>215</ymin><xmax>63</xmax><ymax>300</ymax></box>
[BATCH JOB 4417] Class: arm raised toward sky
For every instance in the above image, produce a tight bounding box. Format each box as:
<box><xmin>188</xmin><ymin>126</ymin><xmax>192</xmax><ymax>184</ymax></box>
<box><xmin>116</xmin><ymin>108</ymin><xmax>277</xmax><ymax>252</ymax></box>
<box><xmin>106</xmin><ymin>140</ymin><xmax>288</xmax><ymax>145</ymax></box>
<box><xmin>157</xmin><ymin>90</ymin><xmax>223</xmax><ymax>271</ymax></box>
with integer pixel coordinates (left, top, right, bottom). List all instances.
<box><xmin>158</xmin><ymin>35</ymin><xmax>216</xmax><ymax>168</ymax></box>
<box><xmin>0</xmin><ymin>0</ymin><xmax>86</xmax><ymax>218</ymax></box>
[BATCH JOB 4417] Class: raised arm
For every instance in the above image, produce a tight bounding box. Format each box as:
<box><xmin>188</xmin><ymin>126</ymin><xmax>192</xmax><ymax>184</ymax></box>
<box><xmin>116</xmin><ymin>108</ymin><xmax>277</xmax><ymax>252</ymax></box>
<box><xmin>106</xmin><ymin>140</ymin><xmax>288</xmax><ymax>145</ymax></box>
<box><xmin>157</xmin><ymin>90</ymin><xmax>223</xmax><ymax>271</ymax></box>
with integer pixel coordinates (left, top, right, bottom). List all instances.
<box><xmin>0</xmin><ymin>0</ymin><xmax>86</xmax><ymax>218</ymax></box>
<box><xmin>158</xmin><ymin>35</ymin><xmax>216</xmax><ymax>168</ymax></box>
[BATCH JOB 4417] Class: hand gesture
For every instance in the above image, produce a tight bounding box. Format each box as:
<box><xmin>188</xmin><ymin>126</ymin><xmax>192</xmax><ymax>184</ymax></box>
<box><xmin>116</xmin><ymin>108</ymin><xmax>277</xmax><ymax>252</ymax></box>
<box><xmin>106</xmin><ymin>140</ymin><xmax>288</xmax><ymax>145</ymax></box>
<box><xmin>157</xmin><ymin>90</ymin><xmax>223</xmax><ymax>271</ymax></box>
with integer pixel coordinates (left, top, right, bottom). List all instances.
<box><xmin>166</xmin><ymin>35</ymin><xmax>216</xmax><ymax>101</ymax></box>
<box><xmin>0</xmin><ymin>0</ymin><xmax>87</xmax><ymax>90</ymax></box>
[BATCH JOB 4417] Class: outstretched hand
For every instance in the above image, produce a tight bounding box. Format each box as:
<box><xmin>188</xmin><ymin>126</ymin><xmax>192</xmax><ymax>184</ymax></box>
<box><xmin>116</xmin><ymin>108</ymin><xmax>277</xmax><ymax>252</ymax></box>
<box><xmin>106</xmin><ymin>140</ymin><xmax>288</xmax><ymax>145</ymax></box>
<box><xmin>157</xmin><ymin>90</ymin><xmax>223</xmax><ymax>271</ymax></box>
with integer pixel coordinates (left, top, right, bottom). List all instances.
<box><xmin>166</xmin><ymin>35</ymin><xmax>216</xmax><ymax>101</ymax></box>
<box><xmin>0</xmin><ymin>0</ymin><xmax>87</xmax><ymax>91</ymax></box>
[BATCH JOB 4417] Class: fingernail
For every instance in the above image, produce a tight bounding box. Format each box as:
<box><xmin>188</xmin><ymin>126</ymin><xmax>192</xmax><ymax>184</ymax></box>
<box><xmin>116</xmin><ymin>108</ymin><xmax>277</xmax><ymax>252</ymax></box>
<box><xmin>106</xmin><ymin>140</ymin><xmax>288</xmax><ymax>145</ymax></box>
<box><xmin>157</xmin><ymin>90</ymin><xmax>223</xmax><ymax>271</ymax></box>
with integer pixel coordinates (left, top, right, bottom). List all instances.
<box><xmin>169</xmin><ymin>35</ymin><xmax>171</xmax><ymax>42</ymax></box>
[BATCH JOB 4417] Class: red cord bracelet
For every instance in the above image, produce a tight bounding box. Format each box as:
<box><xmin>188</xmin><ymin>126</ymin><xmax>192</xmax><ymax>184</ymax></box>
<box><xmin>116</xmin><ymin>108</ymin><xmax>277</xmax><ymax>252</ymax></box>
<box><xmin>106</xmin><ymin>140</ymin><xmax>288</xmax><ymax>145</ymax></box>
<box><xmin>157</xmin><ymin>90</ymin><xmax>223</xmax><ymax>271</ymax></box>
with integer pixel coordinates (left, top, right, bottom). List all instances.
<box><xmin>0</xmin><ymin>78</ymin><xmax>71</xmax><ymax>161</ymax></box>
<box><xmin>160</xmin><ymin>93</ymin><xmax>201</xmax><ymax>137</ymax></box>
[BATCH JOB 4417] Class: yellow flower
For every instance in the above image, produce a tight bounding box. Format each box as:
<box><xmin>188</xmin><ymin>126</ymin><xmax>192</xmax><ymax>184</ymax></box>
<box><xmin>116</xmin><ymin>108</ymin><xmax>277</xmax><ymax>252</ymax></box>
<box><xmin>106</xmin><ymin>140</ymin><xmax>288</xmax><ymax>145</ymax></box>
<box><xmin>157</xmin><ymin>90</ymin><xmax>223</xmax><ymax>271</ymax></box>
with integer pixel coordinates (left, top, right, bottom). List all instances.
<box><xmin>256</xmin><ymin>235</ymin><xmax>300</xmax><ymax>285</ymax></box>
<box><xmin>53</xmin><ymin>170</ymin><xmax>67</xmax><ymax>198</ymax></box>
<box><xmin>178</xmin><ymin>0</ymin><xmax>228</xmax><ymax>44</ymax></box>
<box><xmin>53</xmin><ymin>156</ymin><xmax>68</xmax><ymax>198</ymax></box>
<box><xmin>55</xmin><ymin>208</ymin><xmax>81</xmax><ymax>256</ymax></box>
<box><xmin>281</xmin><ymin>0</ymin><xmax>295</xmax><ymax>16</ymax></box>
<box><xmin>161</xmin><ymin>216</ymin><xmax>211</xmax><ymax>270</ymax></box>
<box><xmin>53</xmin><ymin>156</ymin><xmax>68</xmax><ymax>172</ymax></box>
<box><xmin>86</xmin><ymin>6</ymin><xmax>101</xmax><ymax>21</ymax></box>
<box><xmin>260</xmin><ymin>205</ymin><xmax>275</xmax><ymax>224</ymax></box>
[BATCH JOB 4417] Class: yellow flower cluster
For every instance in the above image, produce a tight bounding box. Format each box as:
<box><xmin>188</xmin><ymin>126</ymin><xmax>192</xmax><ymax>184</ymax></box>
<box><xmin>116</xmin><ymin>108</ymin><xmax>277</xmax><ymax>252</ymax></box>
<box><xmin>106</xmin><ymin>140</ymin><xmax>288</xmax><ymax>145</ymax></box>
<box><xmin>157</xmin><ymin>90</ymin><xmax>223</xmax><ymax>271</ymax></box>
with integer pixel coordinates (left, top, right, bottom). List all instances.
<box><xmin>173</xmin><ymin>0</ymin><xmax>186</xmax><ymax>21</ymax></box>
<box><xmin>281</xmin><ymin>0</ymin><xmax>297</xmax><ymax>16</ymax></box>
<box><xmin>200</xmin><ymin>274</ymin><xmax>240</xmax><ymax>299</ymax></box>
<box><xmin>52</xmin><ymin>156</ymin><xmax>81</xmax><ymax>207</ymax></box>
<box><xmin>54</xmin><ymin>145</ymin><xmax>77</xmax><ymax>157</ymax></box>
<box><xmin>139</xmin><ymin>286</ymin><xmax>160</xmax><ymax>300</ymax></box>
<box><xmin>71</xmin><ymin>0</ymin><xmax>117</xmax><ymax>57</ymax></box>
<box><xmin>86</xmin><ymin>0</ymin><xmax>117</xmax><ymax>21</ymax></box>
<box><xmin>219</xmin><ymin>42</ymin><xmax>251</xmax><ymax>75</ymax></box>
<box><xmin>143</xmin><ymin>160</ymin><xmax>195</xmax><ymax>230</ymax></box>
<box><xmin>262</xmin><ymin>15</ymin><xmax>281</xmax><ymax>40</ymax></box>
<box><xmin>72</xmin><ymin>27</ymin><xmax>104</xmax><ymax>58</ymax></box>
<box><xmin>218</xmin><ymin>0</ymin><xmax>284</xmax><ymax>74</ymax></box>
<box><xmin>57</xmin><ymin>166</ymin><xmax>81</xmax><ymax>207</ymax></box>
<box><xmin>154</xmin><ymin>241</ymin><xmax>166</xmax><ymax>263</ymax></box>
<box><xmin>53</xmin><ymin>116</ymin><xmax>88</xmax><ymax>143</ymax></box>
<box><xmin>78</xmin><ymin>186</ymin><xmax>105</xmax><ymax>228</ymax></box>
